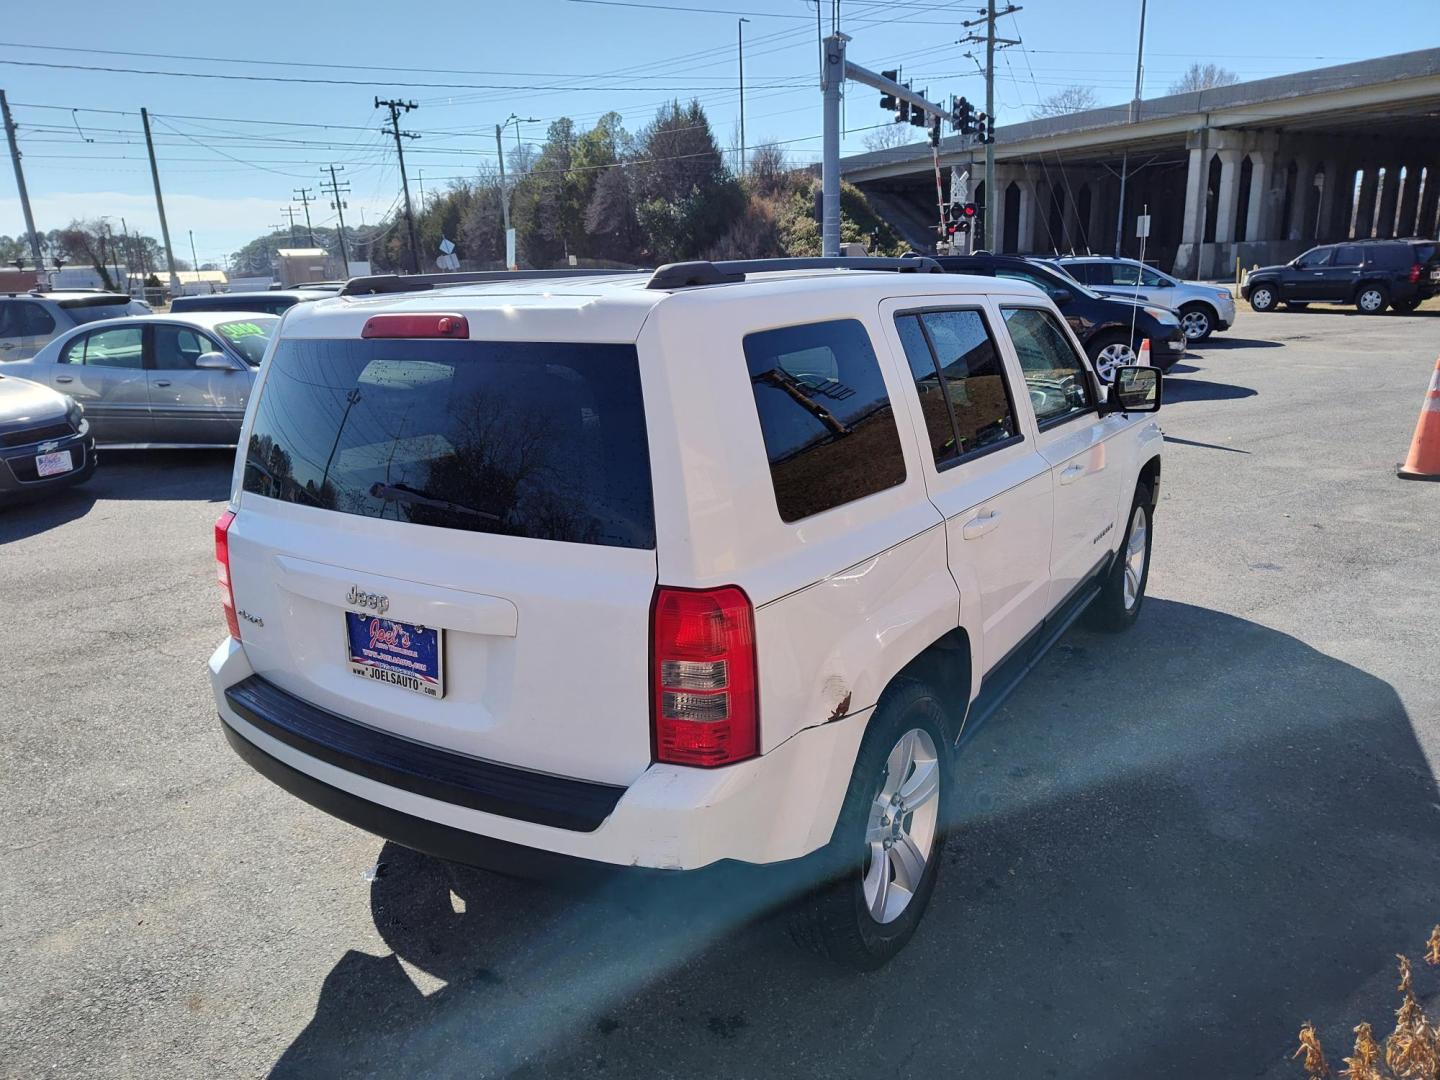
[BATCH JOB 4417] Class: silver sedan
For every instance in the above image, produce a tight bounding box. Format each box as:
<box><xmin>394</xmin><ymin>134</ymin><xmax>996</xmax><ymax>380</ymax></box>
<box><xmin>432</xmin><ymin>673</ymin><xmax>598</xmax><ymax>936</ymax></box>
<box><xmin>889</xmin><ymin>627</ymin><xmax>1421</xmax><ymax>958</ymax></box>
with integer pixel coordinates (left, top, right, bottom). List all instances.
<box><xmin>0</xmin><ymin>312</ymin><xmax>278</xmax><ymax>448</ymax></box>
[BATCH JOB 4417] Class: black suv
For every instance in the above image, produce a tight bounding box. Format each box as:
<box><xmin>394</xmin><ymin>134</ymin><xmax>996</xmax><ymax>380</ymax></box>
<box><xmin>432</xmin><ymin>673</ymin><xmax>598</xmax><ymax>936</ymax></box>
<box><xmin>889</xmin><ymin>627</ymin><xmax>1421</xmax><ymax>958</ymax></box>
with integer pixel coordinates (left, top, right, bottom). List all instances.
<box><xmin>933</xmin><ymin>255</ymin><xmax>1186</xmax><ymax>382</ymax></box>
<box><xmin>1242</xmin><ymin>238</ymin><xmax>1440</xmax><ymax>315</ymax></box>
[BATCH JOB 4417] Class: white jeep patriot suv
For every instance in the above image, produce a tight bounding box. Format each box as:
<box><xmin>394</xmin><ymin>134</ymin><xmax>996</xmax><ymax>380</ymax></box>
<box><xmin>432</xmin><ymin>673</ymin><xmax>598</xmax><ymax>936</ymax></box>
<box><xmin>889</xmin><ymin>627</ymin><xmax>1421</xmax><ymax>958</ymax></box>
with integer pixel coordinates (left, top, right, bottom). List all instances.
<box><xmin>210</xmin><ymin>258</ymin><xmax>1163</xmax><ymax>969</ymax></box>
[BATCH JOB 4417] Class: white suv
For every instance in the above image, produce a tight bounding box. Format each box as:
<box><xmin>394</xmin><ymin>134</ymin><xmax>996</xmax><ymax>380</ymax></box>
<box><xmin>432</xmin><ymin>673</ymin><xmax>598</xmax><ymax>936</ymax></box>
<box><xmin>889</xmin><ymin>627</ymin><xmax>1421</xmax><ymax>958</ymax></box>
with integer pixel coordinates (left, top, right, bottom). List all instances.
<box><xmin>209</xmin><ymin>258</ymin><xmax>1163</xmax><ymax>969</ymax></box>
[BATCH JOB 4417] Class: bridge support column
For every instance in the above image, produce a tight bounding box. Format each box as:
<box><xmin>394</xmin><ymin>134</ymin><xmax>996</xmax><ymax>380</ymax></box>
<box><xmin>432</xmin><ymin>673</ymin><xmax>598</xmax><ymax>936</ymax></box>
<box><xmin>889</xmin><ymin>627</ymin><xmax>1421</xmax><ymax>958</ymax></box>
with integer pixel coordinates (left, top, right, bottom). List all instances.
<box><xmin>1419</xmin><ymin>163</ymin><xmax>1440</xmax><ymax>239</ymax></box>
<box><xmin>1014</xmin><ymin>179</ymin><xmax>1037</xmax><ymax>253</ymax></box>
<box><xmin>1175</xmin><ymin>141</ymin><xmax>1210</xmax><ymax>277</ymax></box>
<box><xmin>1353</xmin><ymin>166</ymin><xmax>1379</xmax><ymax>238</ymax></box>
<box><xmin>1314</xmin><ymin>159</ymin><xmax>1338</xmax><ymax>242</ymax></box>
<box><xmin>1395</xmin><ymin>162</ymin><xmax>1423</xmax><ymax>238</ymax></box>
<box><xmin>1375</xmin><ymin>164</ymin><xmax>1401</xmax><ymax>238</ymax></box>
<box><xmin>1245</xmin><ymin>150</ymin><xmax>1274</xmax><ymax>245</ymax></box>
<box><xmin>1213</xmin><ymin>149</ymin><xmax>1245</xmax><ymax>247</ymax></box>
<box><xmin>1288</xmin><ymin>156</ymin><xmax>1315</xmax><ymax>242</ymax></box>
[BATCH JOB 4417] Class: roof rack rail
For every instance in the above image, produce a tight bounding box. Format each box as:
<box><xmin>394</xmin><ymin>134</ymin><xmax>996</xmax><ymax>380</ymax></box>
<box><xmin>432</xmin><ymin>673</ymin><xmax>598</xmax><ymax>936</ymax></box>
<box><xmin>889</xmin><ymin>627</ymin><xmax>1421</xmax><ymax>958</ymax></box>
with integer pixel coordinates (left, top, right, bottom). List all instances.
<box><xmin>340</xmin><ymin>268</ymin><xmax>643</xmax><ymax>297</ymax></box>
<box><xmin>645</xmin><ymin>256</ymin><xmax>943</xmax><ymax>290</ymax></box>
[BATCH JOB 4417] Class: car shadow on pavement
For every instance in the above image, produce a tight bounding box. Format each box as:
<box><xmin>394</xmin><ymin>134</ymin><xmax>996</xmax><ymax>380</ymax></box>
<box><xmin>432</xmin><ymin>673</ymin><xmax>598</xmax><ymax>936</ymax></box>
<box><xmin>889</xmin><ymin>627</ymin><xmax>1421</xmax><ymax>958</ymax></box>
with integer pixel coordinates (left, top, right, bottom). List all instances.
<box><xmin>1164</xmin><ymin>378</ymin><xmax>1257</xmax><ymax>403</ymax></box>
<box><xmin>269</xmin><ymin>599</ymin><xmax>1440</xmax><ymax>1080</ymax></box>
<box><xmin>0</xmin><ymin>450</ymin><xmax>232</xmax><ymax>544</ymax></box>
<box><xmin>1193</xmin><ymin>336</ymin><xmax>1285</xmax><ymax>349</ymax></box>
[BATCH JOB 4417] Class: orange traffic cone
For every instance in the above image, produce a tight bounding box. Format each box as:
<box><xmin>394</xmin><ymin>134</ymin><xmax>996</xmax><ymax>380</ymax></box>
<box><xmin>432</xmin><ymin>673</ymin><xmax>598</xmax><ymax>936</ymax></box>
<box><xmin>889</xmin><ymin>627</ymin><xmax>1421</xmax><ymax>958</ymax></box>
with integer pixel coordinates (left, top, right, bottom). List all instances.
<box><xmin>1397</xmin><ymin>356</ymin><xmax>1440</xmax><ymax>482</ymax></box>
<box><xmin>1136</xmin><ymin>338</ymin><xmax>1152</xmax><ymax>366</ymax></box>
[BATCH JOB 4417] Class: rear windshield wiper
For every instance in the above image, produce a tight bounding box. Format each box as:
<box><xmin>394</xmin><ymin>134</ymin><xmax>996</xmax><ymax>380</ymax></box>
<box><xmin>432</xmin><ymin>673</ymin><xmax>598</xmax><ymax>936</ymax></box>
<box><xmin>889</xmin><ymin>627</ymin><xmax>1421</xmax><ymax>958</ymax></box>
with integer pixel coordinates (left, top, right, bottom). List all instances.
<box><xmin>369</xmin><ymin>481</ymin><xmax>501</xmax><ymax>522</ymax></box>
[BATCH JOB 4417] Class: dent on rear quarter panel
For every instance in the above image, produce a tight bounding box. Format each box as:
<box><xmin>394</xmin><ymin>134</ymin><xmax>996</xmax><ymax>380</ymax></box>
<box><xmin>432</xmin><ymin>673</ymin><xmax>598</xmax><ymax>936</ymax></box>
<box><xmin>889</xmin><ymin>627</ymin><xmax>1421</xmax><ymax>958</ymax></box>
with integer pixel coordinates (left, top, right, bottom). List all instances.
<box><xmin>754</xmin><ymin>524</ymin><xmax>958</xmax><ymax>752</ymax></box>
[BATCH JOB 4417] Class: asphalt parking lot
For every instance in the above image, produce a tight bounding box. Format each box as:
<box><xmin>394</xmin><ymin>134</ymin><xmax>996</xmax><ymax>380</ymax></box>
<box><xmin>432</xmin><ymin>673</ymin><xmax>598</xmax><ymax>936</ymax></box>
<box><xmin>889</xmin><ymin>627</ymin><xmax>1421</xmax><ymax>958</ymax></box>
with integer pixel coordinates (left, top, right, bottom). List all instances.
<box><xmin>3</xmin><ymin>302</ymin><xmax>1439</xmax><ymax>1079</ymax></box>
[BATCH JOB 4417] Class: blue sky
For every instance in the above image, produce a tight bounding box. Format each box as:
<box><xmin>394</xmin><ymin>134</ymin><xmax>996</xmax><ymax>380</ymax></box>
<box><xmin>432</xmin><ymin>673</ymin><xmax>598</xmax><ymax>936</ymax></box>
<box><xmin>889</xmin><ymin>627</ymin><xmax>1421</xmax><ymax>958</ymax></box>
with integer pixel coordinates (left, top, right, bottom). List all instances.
<box><xmin>0</xmin><ymin>0</ymin><xmax>1434</xmax><ymax>263</ymax></box>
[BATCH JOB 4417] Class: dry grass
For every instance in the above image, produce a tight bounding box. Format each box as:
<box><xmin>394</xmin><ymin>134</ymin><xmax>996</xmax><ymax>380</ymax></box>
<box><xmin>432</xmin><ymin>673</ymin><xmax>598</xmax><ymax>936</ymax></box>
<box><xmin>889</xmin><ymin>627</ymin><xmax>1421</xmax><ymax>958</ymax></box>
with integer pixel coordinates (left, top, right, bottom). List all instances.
<box><xmin>1295</xmin><ymin>926</ymin><xmax>1440</xmax><ymax>1080</ymax></box>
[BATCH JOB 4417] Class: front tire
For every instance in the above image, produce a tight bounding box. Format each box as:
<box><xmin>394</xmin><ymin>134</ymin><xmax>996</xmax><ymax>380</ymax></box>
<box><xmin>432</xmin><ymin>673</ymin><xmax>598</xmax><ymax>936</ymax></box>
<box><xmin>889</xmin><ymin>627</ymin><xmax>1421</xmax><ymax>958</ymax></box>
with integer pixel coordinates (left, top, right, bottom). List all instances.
<box><xmin>1355</xmin><ymin>284</ymin><xmax>1389</xmax><ymax>314</ymax></box>
<box><xmin>1249</xmin><ymin>284</ymin><xmax>1278</xmax><ymax>312</ymax></box>
<box><xmin>1086</xmin><ymin>332</ymin><xmax>1139</xmax><ymax>384</ymax></box>
<box><xmin>1179</xmin><ymin>304</ymin><xmax>1214</xmax><ymax>341</ymax></box>
<box><xmin>1086</xmin><ymin>485</ymin><xmax>1153</xmax><ymax>633</ymax></box>
<box><xmin>788</xmin><ymin>680</ymin><xmax>950</xmax><ymax>971</ymax></box>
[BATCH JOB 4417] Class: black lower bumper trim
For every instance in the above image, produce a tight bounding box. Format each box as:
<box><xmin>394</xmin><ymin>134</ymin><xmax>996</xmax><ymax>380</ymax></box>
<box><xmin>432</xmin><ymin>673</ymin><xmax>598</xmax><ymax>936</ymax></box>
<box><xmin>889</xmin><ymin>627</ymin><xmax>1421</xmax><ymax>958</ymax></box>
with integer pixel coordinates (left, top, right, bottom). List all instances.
<box><xmin>223</xmin><ymin>675</ymin><xmax>625</xmax><ymax>832</ymax></box>
<box><xmin>221</xmin><ymin>717</ymin><xmax>656</xmax><ymax>883</ymax></box>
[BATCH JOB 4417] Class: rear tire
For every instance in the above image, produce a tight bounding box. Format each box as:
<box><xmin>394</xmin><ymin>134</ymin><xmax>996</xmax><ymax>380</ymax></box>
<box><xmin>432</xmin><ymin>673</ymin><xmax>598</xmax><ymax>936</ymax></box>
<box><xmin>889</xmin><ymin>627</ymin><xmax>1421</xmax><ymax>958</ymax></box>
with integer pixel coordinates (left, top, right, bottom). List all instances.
<box><xmin>1392</xmin><ymin>297</ymin><xmax>1421</xmax><ymax>313</ymax></box>
<box><xmin>1178</xmin><ymin>304</ymin><xmax>1214</xmax><ymax>341</ymax></box>
<box><xmin>1355</xmin><ymin>284</ymin><xmax>1389</xmax><ymax>314</ymax></box>
<box><xmin>787</xmin><ymin>679</ymin><xmax>951</xmax><ymax>971</ymax></box>
<box><xmin>1086</xmin><ymin>485</ymin><xmax>1153</xmax><ymax>633</ymax></box>
<box><xmin>1249</xmin><ymin>284</ymin><xmax>1278</xmax><ymax>312</ymax></box>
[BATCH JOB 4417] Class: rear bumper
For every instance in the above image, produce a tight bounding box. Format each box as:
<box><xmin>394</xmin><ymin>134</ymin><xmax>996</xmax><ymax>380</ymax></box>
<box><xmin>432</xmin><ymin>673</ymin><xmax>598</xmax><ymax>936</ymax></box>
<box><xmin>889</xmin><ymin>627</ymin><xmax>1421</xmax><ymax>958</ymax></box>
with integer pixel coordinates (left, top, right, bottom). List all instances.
<box><xmin>210</xmin><ymin>638</ymin><xmax>868</xmax><ymax>873</ymax></box>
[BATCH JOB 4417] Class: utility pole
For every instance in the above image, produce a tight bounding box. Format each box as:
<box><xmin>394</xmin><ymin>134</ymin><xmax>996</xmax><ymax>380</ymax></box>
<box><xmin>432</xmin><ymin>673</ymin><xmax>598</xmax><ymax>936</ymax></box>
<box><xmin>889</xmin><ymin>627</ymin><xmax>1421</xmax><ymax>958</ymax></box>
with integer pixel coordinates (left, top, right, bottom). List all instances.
<box><xmin>292</xmin><ymin>186</ymin><xmax>316</xmax><ymax>246</ymax></box>
<box><xmin>1115</xmin><ymin>0</ymin><xmax>1148</xmax><ymax>256</ymax></box>
<box><xmin>140</xmin><ymin>107</ymin><xmax>181</xmax><ymax>291</ymax></box>
<box><xmin>375</xmin><ymin>97</ymin><xmax>420</xmax><ymax>273</ymax></box>
<box><xmin>1</xmin><ymin>90</ymin><xmax>43</xmax><ymax>270</ymax></box>
<box><xmin>120</xmin><ymin>216</ymin><xmax>135</xmax><ymax>290</ymax></box>
<box><xmin>495</xmin><ymin>114</ymin><xmax>535</xmax><ymax>270</ymax></box>
<box><xmin>188</xmin><ymin>228</ymin><xmax>200</xmax><ymax>275</ymax></box>
<box><xmin>321</xmin><ymin>165</ymin><xmax>352</xmax><ymax>271</ymax></box>
<box><xmin>738</xmin><ymin>18</ymin><xmax>749</xmax><ymax>175</ymax></box>
<box><xmin>281</xmin><ymin>205</ymin><xmax>301</xmax><ymax>248</ymax></box>
<box><xmin>960</xmin><ymin>3</ymin><xmax>1019</xmax><ymax>252</ymax></box>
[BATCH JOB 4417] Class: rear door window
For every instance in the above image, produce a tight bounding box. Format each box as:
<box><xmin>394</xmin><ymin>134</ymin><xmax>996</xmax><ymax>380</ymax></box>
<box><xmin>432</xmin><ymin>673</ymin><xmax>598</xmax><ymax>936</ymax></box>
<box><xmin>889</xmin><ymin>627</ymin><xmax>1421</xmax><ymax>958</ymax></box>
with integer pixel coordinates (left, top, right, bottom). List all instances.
<box><xmin>242</xmin><ymin>338</ymin><xmax>655</xmax><ymax>549</ymax></box>
<box><xmin>743</xmin><ymin>318</ymin><xmax>906</xmax><ymax>523</ymax></box>
<box><xmin>895</xmin><ymin>309</ymin><xmax>1020</xmax><ymax>467</ymax></box>
<box><xmin>1332</xmin><ymin>245</ymin><xmax>1364</xmax><ymax>267</ymax></box>
<box><xmin>16</xmin><ymin>302</ymin><xmax>55</xmax><ymax>336</ymax></box>
<box><xmin>61</xmin><ymin>326</ymin><xmax>145</xmax><ymax>368</ymax></box>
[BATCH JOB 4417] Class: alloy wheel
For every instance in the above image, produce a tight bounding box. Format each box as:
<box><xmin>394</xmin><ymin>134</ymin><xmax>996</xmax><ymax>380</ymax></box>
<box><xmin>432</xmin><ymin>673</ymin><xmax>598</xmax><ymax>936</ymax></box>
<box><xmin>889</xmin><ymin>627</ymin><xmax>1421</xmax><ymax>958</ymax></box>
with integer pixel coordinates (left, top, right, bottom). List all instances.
<box><xmin>1252</xmin><ymin>287</ymin><xmax>1274</xmax><ymax>310</ymax></box>
<box><xmin>1094</xmin><ymin>342</ymin><xmax>1136</xmax><ymax>383</ymax></box>
<box><xmin>862</xmin><ymin>728</ymin><xmax>941</xmax><ymax>925</ymax></box>
<box><xmin>1359</xmin><ymin>289</ymin><xmax>1384</xmax><ymax>312</ymax></box>
<box><xmin>1180</xmin><ymin>310</ymin><xmax>1211</xmax><ymax>339</ymax></box>
<box><xmin>1123</xmin><ymin>504</ymin><xmax>1149</xmax><ymax>610</ymax></box>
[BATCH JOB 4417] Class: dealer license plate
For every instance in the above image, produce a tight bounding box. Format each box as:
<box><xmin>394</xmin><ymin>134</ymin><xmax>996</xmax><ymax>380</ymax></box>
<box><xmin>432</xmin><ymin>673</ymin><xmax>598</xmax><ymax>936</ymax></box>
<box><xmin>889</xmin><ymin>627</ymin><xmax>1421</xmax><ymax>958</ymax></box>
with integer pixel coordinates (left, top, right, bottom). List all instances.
<box><xmin>35</xmin><ymin>450</ymin><xmax>73</xmax><ymax>477</ymax></box>
<box><xmin>345</xmin><ymin>612</ymin><xmax>444</xmax><ymax>699</ymax></box>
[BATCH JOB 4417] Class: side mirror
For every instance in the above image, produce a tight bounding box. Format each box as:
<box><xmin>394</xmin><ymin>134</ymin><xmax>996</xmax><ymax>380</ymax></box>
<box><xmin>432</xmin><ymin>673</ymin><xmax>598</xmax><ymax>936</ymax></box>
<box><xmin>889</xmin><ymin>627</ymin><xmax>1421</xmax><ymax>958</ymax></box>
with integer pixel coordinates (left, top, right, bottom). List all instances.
<box><xmin>1101</xmin><ymin>365</ymin><xmax>1162</xmax><ymax>414</ymax></box>
<box><xmin>1050</xmin><ymin>288</ymin><xmax>1073</xmax><ymax>305</ymax></box>
<box><xmin>195</xmin><ymin>350</ymin><xmax>242</xmax><ymax>371</ymax></box>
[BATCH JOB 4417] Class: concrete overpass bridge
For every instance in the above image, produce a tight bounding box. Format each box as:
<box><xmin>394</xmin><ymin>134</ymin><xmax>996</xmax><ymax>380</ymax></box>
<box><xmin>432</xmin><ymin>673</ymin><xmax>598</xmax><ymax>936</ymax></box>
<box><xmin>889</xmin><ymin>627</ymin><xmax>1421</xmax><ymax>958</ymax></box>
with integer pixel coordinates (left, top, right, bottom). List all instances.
<box><xmin>842</xmin><ymin>48</ymin><xmax>1440</xmax><ymax>278</ymax></box>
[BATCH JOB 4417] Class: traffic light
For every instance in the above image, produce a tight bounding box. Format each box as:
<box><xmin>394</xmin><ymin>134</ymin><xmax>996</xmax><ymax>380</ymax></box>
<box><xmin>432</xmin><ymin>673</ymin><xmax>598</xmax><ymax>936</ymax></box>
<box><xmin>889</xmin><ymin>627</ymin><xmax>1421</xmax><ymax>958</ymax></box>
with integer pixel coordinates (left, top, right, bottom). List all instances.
<box><xmin>910</xmin><ymin>89</ymin><xmax>929</xmax><ymax>127</ymax></box>
<box><xmin>951</xmin><ymin>95</ymin><xmax>974</xmax><ymax>134</ymax></box>
<box><xmin>975</xmin><ymin>112</ymin><xmax>995</xmax><ymax>144</ymax></box>
<box><xmin>879</xmin><ymin>69</ymin><xmax>898</xmax><ymax>111</ymax></box>
<box><xmin>898</xmin><ymin>99</ymin><xmax>910</xmax><ymax>124</ymax></box>
<box><xmin>929</xmin><ymin>115</ymin><xmax>942</xmax><ymax>148</ymax></box>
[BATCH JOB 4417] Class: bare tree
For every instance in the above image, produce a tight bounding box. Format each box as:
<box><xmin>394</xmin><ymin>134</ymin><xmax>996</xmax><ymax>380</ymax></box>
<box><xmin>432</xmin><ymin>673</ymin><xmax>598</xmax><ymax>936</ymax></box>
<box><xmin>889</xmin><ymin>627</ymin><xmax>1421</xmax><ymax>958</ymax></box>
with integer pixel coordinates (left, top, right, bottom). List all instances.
<box><xmin>862</xmin><ymin>123</ymin><xmax>915</xmax><ymax>152</ymax></box>
<box><xmin>1169</xmin><ymin>62</ymin><xmax>1240</xmax><ymax>94</ymax></box>
<box><xmin>1031</xmin><ymin>85</ymin><xmax>1099</xmax><ymax>119</ymax></box>
<box><xmin>747</xmin><ymin>142</ymin><xmax>789</xmax><ymax>195</ymax></box>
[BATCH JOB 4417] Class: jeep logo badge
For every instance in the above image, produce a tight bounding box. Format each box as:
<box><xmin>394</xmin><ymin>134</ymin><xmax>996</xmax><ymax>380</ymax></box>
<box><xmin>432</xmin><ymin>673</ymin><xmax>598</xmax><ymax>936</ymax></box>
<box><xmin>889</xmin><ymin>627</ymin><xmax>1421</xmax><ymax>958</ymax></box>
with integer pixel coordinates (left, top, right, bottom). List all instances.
<box><xmin>346</xmin><ymin>585</ymin><xmax>389</xmax><ymax>614</ymax></box>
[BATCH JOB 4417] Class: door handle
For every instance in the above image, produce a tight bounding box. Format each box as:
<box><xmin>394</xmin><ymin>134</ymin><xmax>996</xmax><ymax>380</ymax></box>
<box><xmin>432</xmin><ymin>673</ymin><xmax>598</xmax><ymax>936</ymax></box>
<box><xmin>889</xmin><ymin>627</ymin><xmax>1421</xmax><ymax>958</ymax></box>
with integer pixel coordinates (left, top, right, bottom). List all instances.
<box><xmin>1059</xmin><ymin>463</ymin><xmax>1086</xmax><ymax>486</ymax></box>
<box><xmin>55</xmin><ymin>375</ymin><xmax>73</xmax><ymax>383</ymax></box>
<box><xmin>154</xmin><ymin>379</ymin><xmax>171</xmax><ymax>387</ymax></box>
<box><xmin>961</xmin><ymin>509</ymin><xmax>1001</xmax><ymax>540</ymax></box>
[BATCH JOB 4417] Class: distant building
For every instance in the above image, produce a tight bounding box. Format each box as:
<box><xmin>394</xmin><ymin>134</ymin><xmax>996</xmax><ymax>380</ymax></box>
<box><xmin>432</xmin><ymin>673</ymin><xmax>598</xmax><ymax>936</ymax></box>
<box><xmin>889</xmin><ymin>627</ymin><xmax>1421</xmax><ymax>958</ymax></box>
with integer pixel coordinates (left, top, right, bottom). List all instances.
<box><xmin>171</xmin><ymin>269</ymin><xmax>230</xmax><ymax>296</ymax></box>
<box><xmin>275</xmin><ymin>248</ymin><xmax>334</xmax><ymax>287</ymax></box>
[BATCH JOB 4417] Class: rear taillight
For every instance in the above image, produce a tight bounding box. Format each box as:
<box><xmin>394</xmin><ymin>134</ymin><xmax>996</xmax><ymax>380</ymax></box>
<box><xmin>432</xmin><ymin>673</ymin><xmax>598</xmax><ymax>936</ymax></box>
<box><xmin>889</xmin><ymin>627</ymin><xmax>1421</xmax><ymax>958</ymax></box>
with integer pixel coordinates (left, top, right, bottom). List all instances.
<box><xmin>215</xmin><ymin>509</ymin><xmax>240</xmax><ymax>640</ymax></box>
<box><xmin>651</xmin><ymin>586</ymin><xmax>758</xmax><ymax>767</ymax></box>
<box><xmin>1410</xmin><ymin>263</ymin><xmax>1422</xmax><ymax>283</ymax></box>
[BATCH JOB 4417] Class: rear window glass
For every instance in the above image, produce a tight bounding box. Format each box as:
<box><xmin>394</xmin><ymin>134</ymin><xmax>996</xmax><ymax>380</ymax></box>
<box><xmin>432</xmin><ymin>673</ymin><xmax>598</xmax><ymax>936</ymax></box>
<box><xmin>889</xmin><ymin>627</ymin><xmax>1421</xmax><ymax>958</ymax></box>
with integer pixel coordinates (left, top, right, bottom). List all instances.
<box><xmin>743</xmin><ymin>319</ymin><xmax>906</xmax><ymax>523</ymax></box>
<box><xmin>242</xmin><ymin>338</ymin><xmax>655</xmax><ymax>549</ymax></box>
<box><xmin>60</xmin><ymin>300</ymin><xmax>139</xmax><ymax>324</ymax></box>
